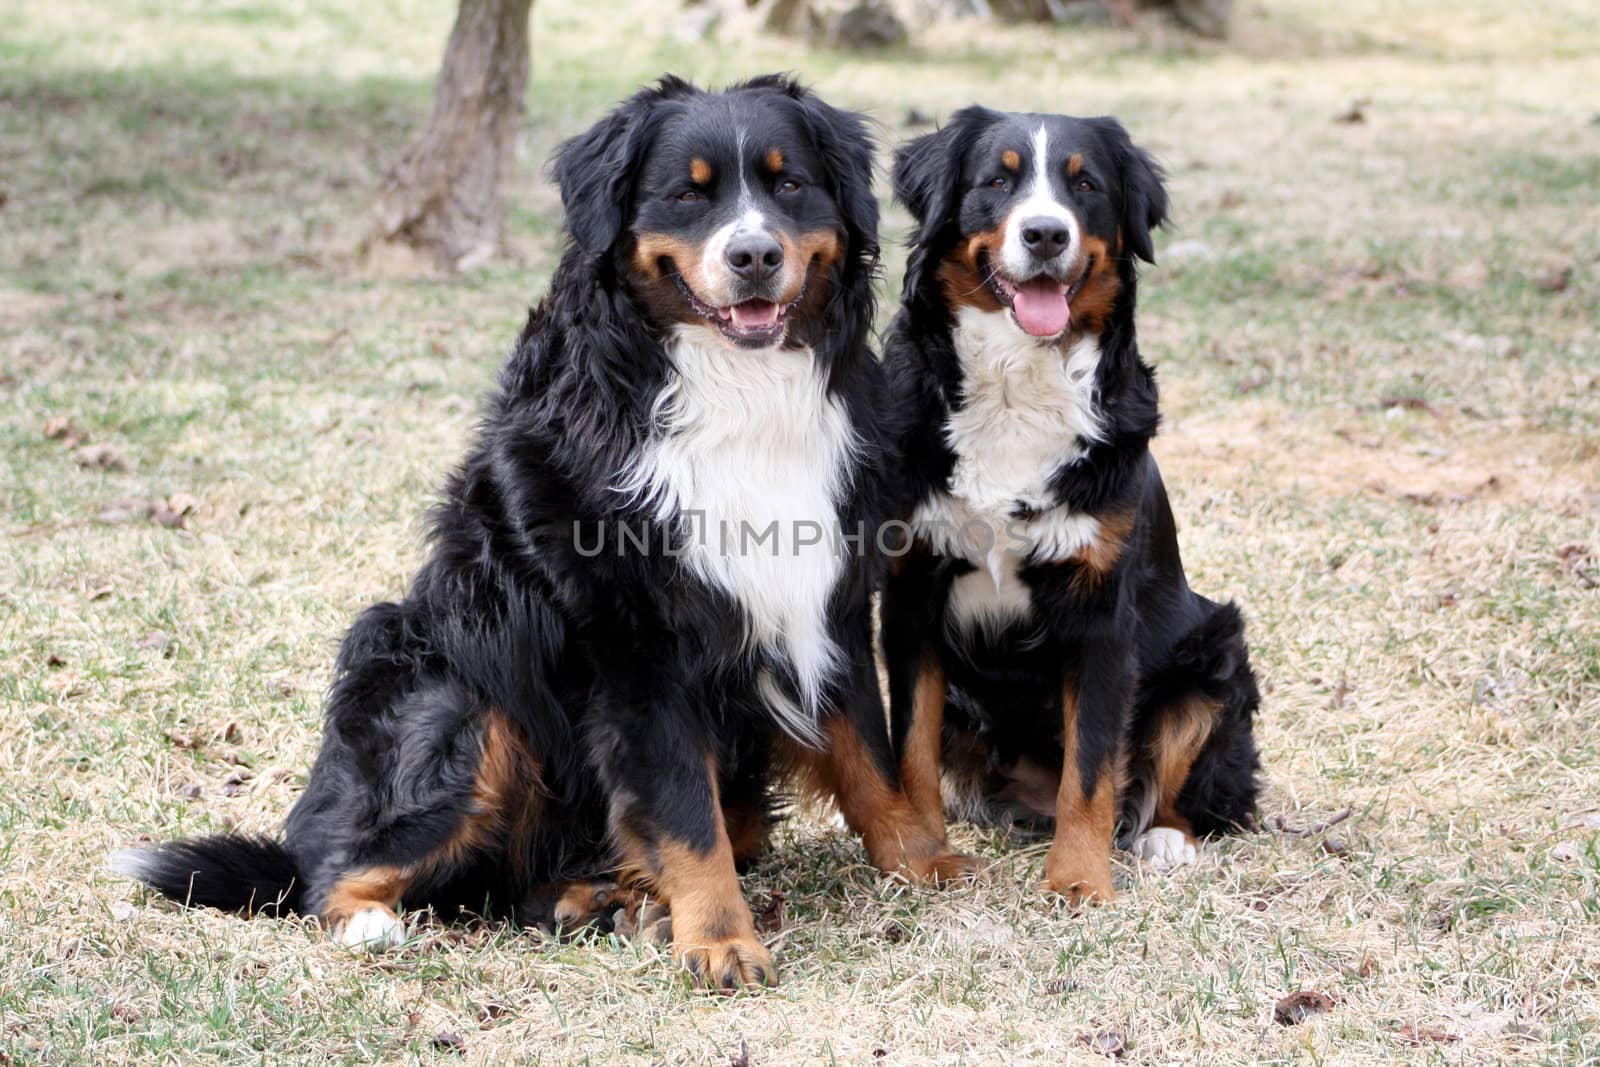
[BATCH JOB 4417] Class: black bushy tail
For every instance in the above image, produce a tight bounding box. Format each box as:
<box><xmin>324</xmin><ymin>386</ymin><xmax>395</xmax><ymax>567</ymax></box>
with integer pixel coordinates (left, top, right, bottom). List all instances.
<box><xmin>110</xmin><ymin>834</ymin><xmax>305</xmax><ymax>917</ymax></box>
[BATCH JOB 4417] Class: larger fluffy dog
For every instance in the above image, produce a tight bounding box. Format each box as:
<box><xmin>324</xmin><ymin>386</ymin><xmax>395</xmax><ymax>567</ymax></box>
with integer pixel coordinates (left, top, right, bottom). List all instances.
<box><xmin>881</xmin><ymin>107</ymin><xmax>1262</xmax><ymax>904</ymax></box>
<box><xmin>113</xmin><ymin>76</ymin><xmax>966</xmax><ymax>992</ymax></box>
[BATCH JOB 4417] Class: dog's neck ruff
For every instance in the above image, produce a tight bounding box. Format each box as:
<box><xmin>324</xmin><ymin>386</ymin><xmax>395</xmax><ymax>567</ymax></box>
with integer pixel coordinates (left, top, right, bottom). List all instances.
<box><xmin>617</xmin><ymin>324</ymin><xmax>857</xmax><ymax>744</ymax></box>
<box><xmin>913</xmin><ymin>306</ymin><xmax>1105</xmax><ymax>633</ymax></box>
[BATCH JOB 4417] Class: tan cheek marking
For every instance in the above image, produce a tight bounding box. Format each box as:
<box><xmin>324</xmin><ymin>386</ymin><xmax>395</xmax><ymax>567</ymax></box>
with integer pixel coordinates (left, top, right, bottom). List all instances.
<box><xmin>1068</xmin><ymin>153</ymin><xmax>1084</xmax><ymax>177</ymax></box>
<box><xmin>689</xmin><ymin>158</ymin><xmax>711</xmax><ymax>185</ymax></box>
<box><xmin>776</xmin><ymin>228</ymin><xmax>845</xmax><ymax>305</ymax></box>
<box><xmin>934</xmin><ymin>226</ymin><xmax>1008</xmax><ymax>313</ymax></box>
<box><xmin>1068</xmin><ymin>234</ymin><xmax>1121</xmax><ymax>334</ymax></box>
<box><xmin>632</xmin><ymin>232</ymin><xmax>709</xmax><ymax>289</ymax></box>
<box><xmin>1001</xmin><ymin>149</ymin><xmax>1020</xmax><ymax>171</ymax></box>
<box><xmin>765</xmin><ymin>147</ymin><xmax>784</xmax><ymax>173</ymax></box>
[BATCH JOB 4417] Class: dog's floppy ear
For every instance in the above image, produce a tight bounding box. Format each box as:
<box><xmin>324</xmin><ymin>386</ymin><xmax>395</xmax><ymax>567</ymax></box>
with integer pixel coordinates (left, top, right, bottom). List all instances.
<box><xmin>552</xmin><ymin>76</ymin><xmax>697</xmax><ymax>256</ymax></box>
<box><xmin>1089</xmin><ymin>116</ymin><xmax>1168</xmax><ymax>265</ymax></box>
<box><xmin>782</xmin><ymin>81</ymin><xmax>880</xmax><ymax>276</ymax></box>
<box><xmin>892</xmin><ymin>105</ymin><xmax>996</xmax><ymax>300</ymax></box>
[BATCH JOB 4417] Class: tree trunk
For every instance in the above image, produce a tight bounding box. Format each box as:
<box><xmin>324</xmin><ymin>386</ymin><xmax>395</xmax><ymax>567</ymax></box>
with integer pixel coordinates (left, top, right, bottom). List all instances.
<box><xmin>369</xmin><ymin>0</ymin><xmax>533</xmax><ymax>273</ymax></box>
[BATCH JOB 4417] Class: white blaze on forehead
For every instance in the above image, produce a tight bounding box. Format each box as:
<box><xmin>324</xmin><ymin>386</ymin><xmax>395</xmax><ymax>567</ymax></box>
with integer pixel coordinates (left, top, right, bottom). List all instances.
<box><xmin>1000</xmin><ymin>125</ymin><xmax>1079</xmax><ymax>279</ymax></box>
<box><xmin>736</xmin><ymin>126</ymin><xmax>752</xmax><ymax>202</ymax></box>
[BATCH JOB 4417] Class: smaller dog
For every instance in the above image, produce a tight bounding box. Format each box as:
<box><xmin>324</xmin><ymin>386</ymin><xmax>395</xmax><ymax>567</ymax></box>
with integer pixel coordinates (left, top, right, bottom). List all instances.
<box><xmin>881</xmin><ymin>108</ymin><xmax>1261</xmax><ymax>904</ymax></box>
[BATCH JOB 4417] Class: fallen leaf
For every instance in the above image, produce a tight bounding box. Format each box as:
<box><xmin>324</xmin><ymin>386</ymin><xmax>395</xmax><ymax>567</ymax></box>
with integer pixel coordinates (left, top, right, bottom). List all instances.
<box><xmin>1274</xmin><ymin>990</ymin><xmax>1335</xmax><ymax>1025</ymax></box>
<box><xmin>109</xmin><ymin>1004</ymin><xmax>142</xmax><ymax>1023</ymax></box>
<box><xmin>754</xmin><ymin>890</ymin><xmax>785</xmax><ymax>933</ymax></box>
<box><xmin>728</xmin><ymin>1038</ymin><xmax>751</xmax><ymax>1067</ymax></box>
<box><xmin>476</xmin><ymin>1001</ymin><xmax>508</xmax><ymax>1028</ymax></box>
<box><xmin>73</xmin><ymin>443</ymin><xmax>128</xmax><ymax>471</ymax></box>
<box><xmin>1075</xmin><ymin>1030</ymin><xmax>1126</xmax><ymax>1058</ymax></box>
<box><xmin>46</xmin><ymin>653</ymin><xmax>67</xmax><ymax>668</ymax></box>
<box><xmin>1334</xmin><ymin>99</ymin><xmax>1368</xmax><ymax>123</ymax></box>
<box><xmin>1550</xmin><ymin>842</ymin><xmax>1584</xmax><ymax>863</ymax></box>
<box><xmin>43</xmin><ymin>415</ymin><xmax>76</xmax><ymax>439</ymax></box>
<box><xmin>110</xmin><ymin>901</ymin><xmax>136</xmax><ymax>922</ymax></box>
<box><xmin>176</xmin><ymin>783</ymin><xmax>202</xmax><ymax>800</ymax></box>
<box><xmin>1534</xmin><ymin>266</ymin><xmax>1572</xmax><ymax>293</ymax></box>
<box><xmin>1395</xmin><ymin>1024</ymin><xmax>1457</xmax><ymax>1046</ymax></box>
<box><xmin>431</xmin><ymin>1031</ymin><xmax>465</xmax><ymax>1053</ymax></box>
<box><xmin>220</xmin><ymin>771</ymin><xmax>253</xmax><ymax>797</ymax></box>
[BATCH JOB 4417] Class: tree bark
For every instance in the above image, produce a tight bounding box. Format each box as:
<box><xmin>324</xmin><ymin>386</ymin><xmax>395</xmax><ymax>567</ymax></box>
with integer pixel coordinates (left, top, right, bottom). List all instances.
<box><xmin>369</xmin><ymin>0</ymin><xmax>533</xmax><ymax>273</ymax></box>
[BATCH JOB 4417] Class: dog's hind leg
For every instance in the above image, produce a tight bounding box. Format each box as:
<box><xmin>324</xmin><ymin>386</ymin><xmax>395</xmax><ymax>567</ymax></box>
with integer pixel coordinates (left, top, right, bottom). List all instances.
<box><xmin>300</xmin><ymin>697</ymin><xmax>544</xmax><ymax>951</ymax></box>
<box><xmin>1125</xmin><ymin>601</ymin><xmax>1262</xmax><ymax>868</ymax></box>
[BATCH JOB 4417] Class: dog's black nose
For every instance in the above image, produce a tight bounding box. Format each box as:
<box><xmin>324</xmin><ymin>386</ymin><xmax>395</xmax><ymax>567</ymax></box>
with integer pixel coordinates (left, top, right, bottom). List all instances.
<box><xmin>725</xmin><ymin>233</ymin><xmax>784</xmax><ymax>284</ymax></box>
<box><xmin>1020</xmin><ymin>218</ymin><xmax>1070</xmax><ymax>259</ymax></box>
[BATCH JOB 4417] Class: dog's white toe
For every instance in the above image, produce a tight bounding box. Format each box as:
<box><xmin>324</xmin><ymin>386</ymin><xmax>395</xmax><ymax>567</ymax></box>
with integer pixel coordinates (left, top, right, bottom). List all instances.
<box><xmin>1133</xmin><ymin>827</ymin><xmax>1198</xmax><ymax>872</ymax></box>
<box><xmin>338</xmin><ymin>907</ymin><xmax>406</xmax><ymax>951</ymax></box>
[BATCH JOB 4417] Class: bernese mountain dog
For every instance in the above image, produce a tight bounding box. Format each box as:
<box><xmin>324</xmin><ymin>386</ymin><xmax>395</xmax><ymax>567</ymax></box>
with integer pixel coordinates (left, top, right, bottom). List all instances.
<box><xmin>880</xmin><ymin>107</ymin><xmax>1262</xmax><ymax>905</ymax></box>
<box><xmin>112</xmin><ymin>75</ymin><xmax>968</xmax><ymax>992</ymax></box>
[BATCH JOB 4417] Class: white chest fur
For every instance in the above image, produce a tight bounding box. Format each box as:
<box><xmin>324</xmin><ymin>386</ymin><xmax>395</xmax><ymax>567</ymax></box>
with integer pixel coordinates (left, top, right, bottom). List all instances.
<box><xmin>618</xmin><ymin>326</ymin><xmax>856</xmax><ymax>743</ymax></box>
<box><xmin>911</xmin><ymin>307</ymin><xmax>1105</xmax><ymax>632</ymax></box>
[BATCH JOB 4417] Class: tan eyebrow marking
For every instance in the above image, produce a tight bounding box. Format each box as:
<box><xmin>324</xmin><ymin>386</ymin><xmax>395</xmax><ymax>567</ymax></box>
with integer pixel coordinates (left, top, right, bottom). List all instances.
<box><xmin>765</xmin><ymin>147</ymin><xmax>784</xmax><ymax>173</ymax></box>
<box><xmin>1067</xmin><ymin>153</ymin><xmax>1084</xmax><ymax>176</ymax></box>
<box><xmin>1001</xmin><ymin>149</ymin><xmax>1021</xmax><ymax>171</ymax></box>
<box><xmin>690</xmin><ymin>157</ymin><xmax>712</xmax><ymax>185</ymax></box>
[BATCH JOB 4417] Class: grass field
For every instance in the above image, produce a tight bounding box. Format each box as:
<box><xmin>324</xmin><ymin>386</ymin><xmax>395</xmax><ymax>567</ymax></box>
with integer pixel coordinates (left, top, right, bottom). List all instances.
<box><xmin>3</xmin><ymin>0</ymin><xmax>1598</xmax><ymax>1062</ymax></box>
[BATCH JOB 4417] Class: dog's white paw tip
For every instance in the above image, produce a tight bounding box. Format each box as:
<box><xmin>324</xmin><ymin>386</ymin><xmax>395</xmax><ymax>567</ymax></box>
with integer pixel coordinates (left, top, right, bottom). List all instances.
<box><xmin>1133</xmin><ymin>827</ymin><xmax>1198</xmax><ymax>872</ymax></box>
<box><xmin>338</xmin><ymin>907</ymin><xmax>405</xmax><ymax>952</ymax></box>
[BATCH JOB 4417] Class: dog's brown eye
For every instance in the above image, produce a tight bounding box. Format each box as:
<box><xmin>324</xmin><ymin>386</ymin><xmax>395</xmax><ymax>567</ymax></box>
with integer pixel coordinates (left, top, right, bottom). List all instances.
<box><xmin>777</xmin><ymin>179</ymin><xmax>801</xmax><ymax>194</ymax></box>
<box><xmin>678</xmin><ymin>190</ymin><xmax>701</xmax><ymax>203</ymax></box>
<box><xmin>988</xmin><ymin>177</ymin><xmax>1009</xmax><ymax>191</ymax></box>
<box><xmin>1075</xmin><ymin>178</ymin><xmax>1095</xmax><ymax>193</ymax></box>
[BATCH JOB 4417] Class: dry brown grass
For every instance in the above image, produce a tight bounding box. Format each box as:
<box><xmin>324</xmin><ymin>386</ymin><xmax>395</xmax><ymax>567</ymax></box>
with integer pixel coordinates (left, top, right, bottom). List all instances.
<box><xmin>2</xmin><ymin>0</ymin><xmax>1597</xmax><ymax>1062</ymax></box>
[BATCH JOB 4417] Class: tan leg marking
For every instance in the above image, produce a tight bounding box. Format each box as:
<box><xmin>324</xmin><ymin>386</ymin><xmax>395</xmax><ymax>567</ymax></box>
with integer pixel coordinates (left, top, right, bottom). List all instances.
<box><xmin>1043</xmin><ymin>688</ymin><xmax>1117</xmax><ymax>906</ymax></box>
<box><xmin>321</xmin><ymin>708</ymin><xmax>543</xmax><ymax>939</ymax></box>
<box><xmin>898</xmin><ymin>653</ymin><xmax>949</xmax><ymax>839</ymax></box>
<box><xmin>613</xmin><ymin>757</ymin><xmax>774</xmax><ymax>992</ymax></box>
<box><xmin>789</xmin><ymin>718</ymin><xmax>975</xmax><ymax>884</ymax></box>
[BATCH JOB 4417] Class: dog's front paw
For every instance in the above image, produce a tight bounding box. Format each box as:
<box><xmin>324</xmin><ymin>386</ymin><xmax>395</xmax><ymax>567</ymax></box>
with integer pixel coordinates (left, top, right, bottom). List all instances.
<box><xmin>1042</xmin><ymin>850</ymin><xmax>1115</xmax><ymax>908</ymax></box>
<box><xmin>1132</xmin><ymin>826</ymin><xmax>1198</xmax><ymax>872</ymax></box>
<box><xmin>673</xmin><ymin>933</ymin><xmax>777</xmax><ymax>993</ymax></box>
<box><xmin>905</xmin><ymin>846</ymin><xmax>980</xmax><ymax>886</ymax></box>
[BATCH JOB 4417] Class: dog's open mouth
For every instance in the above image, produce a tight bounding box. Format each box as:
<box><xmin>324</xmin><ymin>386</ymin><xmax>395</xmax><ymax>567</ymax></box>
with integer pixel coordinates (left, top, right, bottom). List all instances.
<box><xmin>670</xmin><ymin>268</ymin><xmax>803</xmax><ymax>347</ymax></box>
<box><xmin>981</xmin><ymin>251</ymin><xmax>1092</xmax><ymax>339</ymax></box>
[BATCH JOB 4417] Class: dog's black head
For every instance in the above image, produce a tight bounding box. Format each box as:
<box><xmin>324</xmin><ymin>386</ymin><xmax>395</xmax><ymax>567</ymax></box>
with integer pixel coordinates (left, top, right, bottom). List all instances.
<box><xmin>553</xmin><ymin>75</ymin><xmax>878</xmax><ymax>352</ymax></box>
<box><xmin>893</xmin><ymin>108</ymin><xmax>1167</xmax><ymax>340</ymax></box>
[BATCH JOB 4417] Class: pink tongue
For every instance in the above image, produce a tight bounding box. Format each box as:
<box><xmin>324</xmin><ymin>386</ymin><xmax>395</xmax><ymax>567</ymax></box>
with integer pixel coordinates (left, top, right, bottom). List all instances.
<box><xmin>730</xmin><ymin>300</ymin><xmax>779</xmax><ymax>331</ymax></box>
<box><xmin>1011</xmin><ymin>278</ymin><xmax>1070</xmax><ymax>337</ymax></box>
